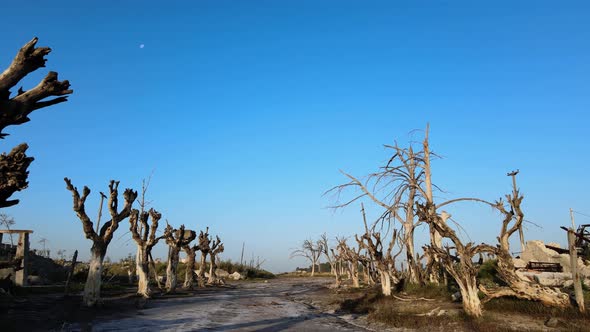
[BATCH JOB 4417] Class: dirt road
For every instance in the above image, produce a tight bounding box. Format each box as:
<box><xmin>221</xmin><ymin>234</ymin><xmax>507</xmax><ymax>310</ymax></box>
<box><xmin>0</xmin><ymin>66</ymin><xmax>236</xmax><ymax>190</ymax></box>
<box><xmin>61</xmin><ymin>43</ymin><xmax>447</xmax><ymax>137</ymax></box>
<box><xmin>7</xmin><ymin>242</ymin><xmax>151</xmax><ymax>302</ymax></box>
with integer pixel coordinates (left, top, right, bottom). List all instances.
<box><xmin>78</xmin><ymin>278</ymin><xmax>371</xmax><ymax>331</ymax></box>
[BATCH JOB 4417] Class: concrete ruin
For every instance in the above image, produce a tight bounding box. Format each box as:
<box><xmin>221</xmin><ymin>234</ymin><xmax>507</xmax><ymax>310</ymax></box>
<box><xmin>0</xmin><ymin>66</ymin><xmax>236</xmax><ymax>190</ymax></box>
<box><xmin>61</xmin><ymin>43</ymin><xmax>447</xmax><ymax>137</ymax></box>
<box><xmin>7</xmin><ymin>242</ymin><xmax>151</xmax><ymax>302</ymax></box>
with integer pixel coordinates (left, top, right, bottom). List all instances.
<box><xmin>514</xmin><ymin>240</ymin><xmax>590</xmax><ymax>287</ymax></box>
<box><xmin>0</xmin><ymin>229</ymin><xmax>33</xmax><ymax>286</ymax></box>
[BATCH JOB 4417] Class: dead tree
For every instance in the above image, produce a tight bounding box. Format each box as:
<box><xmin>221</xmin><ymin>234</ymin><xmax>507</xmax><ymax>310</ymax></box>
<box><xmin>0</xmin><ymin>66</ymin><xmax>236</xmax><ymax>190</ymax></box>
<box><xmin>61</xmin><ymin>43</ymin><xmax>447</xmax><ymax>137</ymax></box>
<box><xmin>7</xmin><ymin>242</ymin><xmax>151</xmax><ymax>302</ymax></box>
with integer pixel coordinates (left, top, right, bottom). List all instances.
<box><xmin>358</xmin><ymin>203</ymin><xmax>403</xmax><ymax>295</ymax></box>
<box><xmin>129</xmin><ymin>208</ymin><xmax>164</xmax><ymax>298</ymax></box>
<box><xmin>183</xmin><ymin>241</ymin><xmax>199</xmax><ymax>289</ymax></box>
<box><xmin>319</xmin><ymin>233</ymin><xmax>341</xmax><ymax>288</ymax></box>
<box><xmin>163</xmin><ymin>224</ymin><xmax>196</xmax><ymax>293</ymax></box>
<box><xmin>290</xmin><ymin>239</ymin><xmax>322</xmax><ymax>276</ymax></box>
<box><xmin>326</xmin><ymin>142</ymin><xmax>427</xmax><ymax>284</ymax></box>
<box><xmin>336</xmin><ymin>238</ymin><xmax>362</xmax><ymax>288</ymax></box>
<box><xmin>207</xmin><ymin>235</ymin><xmax>225</xmax><ymax>285</ymax></box>
<box><xmin>195</xmin><ymin>227</ymin><xmax>211</xmax><ymax>286</ymax></box>
<box><xmin>0</xmin><ymin>38</ymin><xmax>72</xmax><ymax>208</ymax></box>
<box><xmin>478</xmin><ymin>173</ymin><xmax>570</xmax><ymax>307</ymax></box>
<box><xmin>64</xmin><ymin>178</ymin><xmax>137</xmax><ymax>306</ymax></box>
<box><xmin>418</xmin><ymin>208</ymin><xmax>492</xmax><ymax>318</ymax></box>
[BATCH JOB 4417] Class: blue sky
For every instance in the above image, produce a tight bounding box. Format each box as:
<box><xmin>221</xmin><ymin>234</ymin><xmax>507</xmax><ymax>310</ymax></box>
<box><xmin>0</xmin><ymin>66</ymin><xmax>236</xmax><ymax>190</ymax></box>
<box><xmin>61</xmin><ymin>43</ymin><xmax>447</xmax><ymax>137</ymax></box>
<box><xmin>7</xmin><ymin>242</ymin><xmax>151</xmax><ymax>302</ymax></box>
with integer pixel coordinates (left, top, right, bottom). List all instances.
<box><xmin>0</xmin><ymin>1</ymin><xmax>588</xmax><ymax>272</ymax></box>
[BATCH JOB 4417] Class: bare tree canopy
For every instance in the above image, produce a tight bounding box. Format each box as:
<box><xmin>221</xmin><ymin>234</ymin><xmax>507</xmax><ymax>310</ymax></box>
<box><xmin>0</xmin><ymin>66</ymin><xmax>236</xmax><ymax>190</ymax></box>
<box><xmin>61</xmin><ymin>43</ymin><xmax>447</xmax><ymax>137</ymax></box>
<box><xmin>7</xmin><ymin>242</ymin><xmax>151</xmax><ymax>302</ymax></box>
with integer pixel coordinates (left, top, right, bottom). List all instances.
<box><xmin>0</xmin><ymin>38</ymin><xmax>72</xmax><ymax>208</ymax></box>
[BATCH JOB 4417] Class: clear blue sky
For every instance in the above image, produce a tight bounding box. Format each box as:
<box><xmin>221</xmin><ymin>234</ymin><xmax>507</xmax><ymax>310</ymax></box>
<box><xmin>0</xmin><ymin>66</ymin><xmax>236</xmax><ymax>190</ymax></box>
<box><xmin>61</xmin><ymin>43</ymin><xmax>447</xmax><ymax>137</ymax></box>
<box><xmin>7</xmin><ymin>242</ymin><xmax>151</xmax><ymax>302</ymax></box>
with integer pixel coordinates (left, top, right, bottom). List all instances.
<box><xmin>1</xmin><ymin>1</ymin><xmax>588</xmax><ymax>272</ymax></box>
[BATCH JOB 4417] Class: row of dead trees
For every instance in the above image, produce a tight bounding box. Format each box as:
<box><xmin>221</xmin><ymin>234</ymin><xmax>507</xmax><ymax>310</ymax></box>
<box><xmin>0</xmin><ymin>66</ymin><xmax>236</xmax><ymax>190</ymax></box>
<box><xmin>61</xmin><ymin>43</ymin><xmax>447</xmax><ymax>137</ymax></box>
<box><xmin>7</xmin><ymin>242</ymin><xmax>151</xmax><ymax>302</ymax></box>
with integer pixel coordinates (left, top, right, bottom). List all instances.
<box><xmin>299</xmin><ymin>124</ymin><xmax>583</xmax><ymax>318</ymax></box>
<box><xmin>64</xmin><ymin>177</ymin><xmax>225</xmax><ymax>306</ymax></box>
<box><xmin>0</xmin><ymin>37</ymin><xmax>229</xmax><ymax>307</ymax></box>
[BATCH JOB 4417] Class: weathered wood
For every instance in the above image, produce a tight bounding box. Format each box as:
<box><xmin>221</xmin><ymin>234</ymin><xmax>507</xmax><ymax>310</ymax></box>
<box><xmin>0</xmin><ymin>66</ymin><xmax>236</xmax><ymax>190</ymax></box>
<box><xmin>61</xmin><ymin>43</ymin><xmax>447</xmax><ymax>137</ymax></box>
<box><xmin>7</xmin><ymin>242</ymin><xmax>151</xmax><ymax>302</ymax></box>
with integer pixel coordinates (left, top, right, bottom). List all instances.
<box><xmin>0</xmin><ymin>229</ymin><xmax>33</xmax><ymax>233</ymax></box>
<box><xmin>64</xmin><ymin>250</ymin><xmax>78</xmax><ymax>295</ymax></box>
<box><xmin>568</xmin><ymin>230</ymin><xmax>585</xmax><ymax>312</ymax></box>
<box><xmin>14</xmin><ymin>232</ymin><xmax>29</xmax><ymax>286</ymax></box>
<box><xmin>419</xmin><ymin>211</ymin><xmax>488</xmax><ymax>318</ymax></box>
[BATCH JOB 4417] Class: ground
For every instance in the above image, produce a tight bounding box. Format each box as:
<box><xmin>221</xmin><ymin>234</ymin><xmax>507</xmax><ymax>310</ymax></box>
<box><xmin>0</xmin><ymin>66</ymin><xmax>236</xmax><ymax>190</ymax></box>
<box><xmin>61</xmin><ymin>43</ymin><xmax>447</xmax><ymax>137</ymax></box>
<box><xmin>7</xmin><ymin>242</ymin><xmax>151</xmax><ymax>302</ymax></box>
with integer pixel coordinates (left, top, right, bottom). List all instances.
<box><xmin>1</xmin><ymin>276</ymin><xmax>589</xmax><ymax>331</ymax></box>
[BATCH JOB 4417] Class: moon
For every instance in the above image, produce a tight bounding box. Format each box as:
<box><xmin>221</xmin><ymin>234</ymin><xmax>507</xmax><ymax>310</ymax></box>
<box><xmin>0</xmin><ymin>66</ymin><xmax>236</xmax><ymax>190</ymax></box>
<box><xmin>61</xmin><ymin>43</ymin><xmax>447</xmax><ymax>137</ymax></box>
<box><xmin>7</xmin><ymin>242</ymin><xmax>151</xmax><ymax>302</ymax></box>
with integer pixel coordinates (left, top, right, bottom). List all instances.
<box><xmin>139</xmin><ymin>44</ymin><xmax>145</xmax><ymax>49</ymax></box>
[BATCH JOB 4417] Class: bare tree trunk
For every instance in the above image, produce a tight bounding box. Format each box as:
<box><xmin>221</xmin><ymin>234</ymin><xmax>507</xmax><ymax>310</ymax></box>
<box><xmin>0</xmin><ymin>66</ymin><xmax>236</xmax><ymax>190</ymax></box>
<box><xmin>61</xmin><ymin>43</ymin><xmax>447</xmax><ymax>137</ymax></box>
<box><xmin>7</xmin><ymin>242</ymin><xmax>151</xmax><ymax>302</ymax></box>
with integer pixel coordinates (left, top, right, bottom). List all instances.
<box><xmin>207</xmin><ymin>236</ymin><xmax>224</xmax><ymax>284</ymax></box>
<box><xmin>350</xmin><ymin>260</ymin><xmax>359</xmax><ymax>288</ymax></box>
<box><xmin>184</xmin><ymin>247</ymin><xmax>196</xmax><ymax>289</ymax></box>
<box><xmin>136</xmin><ymin>246</ymin><xmax>151</xmax><ymax>298</ymax></box>
<box><xmin>310</xmin><ymin>260</ymin><xmax>316</xmax><ymax>277</ymax></box>
<box><xmin>423</xmin><ymin>124</ymin><xmax>443</xmax><ymax>285</ymax></box>
<box><xmin>166</xmin><ymin>246</ymin><xmax>180</xmax><ymax>293</ymax></box>
<box><xmin>380</xmin><ymin>270</ymin><xmax>392</xmax><ymax>296</ymax></box>
<box><xmin>84</xmin><ymin>245</ymin><xmax>106</xmax><ymax>307</ymax></box>
<box><xmin>404</xmin><ymin>222</ymin><xmax>419</xmax><ymax>284</ymax></box>
<box><xmin>197</xmin><ymin>252</ymin><xmax>208</xmax><ymax>286</ymax></box>
<box><xmin>208</xmin><ymin>253</ymin><xmax>218</xmax><ymax>284</ymax></box>
<box><xmin>459</xmin><ymin>276</ymin><xmax>483</xmax><ymax>318</ymax></box>
<box><xmin>149</xmin><ymin>253</ymin><xmax>162</xmax><ymax>289</ymax></box>
<box><xmin>333</xmin><ymin>266</ymin><xmax>341</xmax><ymax>287</ymax></box>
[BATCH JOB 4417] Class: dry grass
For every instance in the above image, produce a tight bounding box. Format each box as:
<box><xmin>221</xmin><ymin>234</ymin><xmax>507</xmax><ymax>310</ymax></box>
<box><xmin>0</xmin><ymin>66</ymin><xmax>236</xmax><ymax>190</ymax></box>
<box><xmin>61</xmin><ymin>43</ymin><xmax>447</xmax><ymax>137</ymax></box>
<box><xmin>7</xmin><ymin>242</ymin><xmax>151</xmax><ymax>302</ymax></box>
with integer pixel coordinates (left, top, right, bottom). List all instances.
<box><xmin>334</xmin><ymin>283</ymin><xmax>590</xmax><ymax>332</ymax></box>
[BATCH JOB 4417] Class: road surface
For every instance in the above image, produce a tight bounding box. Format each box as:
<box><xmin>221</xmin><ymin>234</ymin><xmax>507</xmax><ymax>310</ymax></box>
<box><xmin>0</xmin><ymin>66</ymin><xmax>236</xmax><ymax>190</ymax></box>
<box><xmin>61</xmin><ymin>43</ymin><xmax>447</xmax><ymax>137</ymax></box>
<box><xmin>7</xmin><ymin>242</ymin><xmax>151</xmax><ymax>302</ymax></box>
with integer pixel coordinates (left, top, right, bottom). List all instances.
<box><xmin>83</xmin><ymin>278</ymin><xmax>371</xmax><ymax>331</ymax></box>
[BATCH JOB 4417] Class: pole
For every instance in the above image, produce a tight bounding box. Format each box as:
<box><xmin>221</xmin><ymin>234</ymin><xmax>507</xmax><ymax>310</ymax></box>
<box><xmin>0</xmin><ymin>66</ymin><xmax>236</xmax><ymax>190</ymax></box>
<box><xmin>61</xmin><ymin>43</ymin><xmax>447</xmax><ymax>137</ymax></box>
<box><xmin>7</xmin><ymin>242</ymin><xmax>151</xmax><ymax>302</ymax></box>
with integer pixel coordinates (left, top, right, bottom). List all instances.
<box><xmin>240</xmin><ymin>242</ymin><xmax>245</xmax><ymax>266</ymax></box>
<box><xmin>96</xmin><ymin>192</ymin><xmax>107</xmax><ymax>233</ymax></box>
<box><xmin>568</xmin><ymin>229</ymin><xmax>585</xmax><ymax>312</ymax></box>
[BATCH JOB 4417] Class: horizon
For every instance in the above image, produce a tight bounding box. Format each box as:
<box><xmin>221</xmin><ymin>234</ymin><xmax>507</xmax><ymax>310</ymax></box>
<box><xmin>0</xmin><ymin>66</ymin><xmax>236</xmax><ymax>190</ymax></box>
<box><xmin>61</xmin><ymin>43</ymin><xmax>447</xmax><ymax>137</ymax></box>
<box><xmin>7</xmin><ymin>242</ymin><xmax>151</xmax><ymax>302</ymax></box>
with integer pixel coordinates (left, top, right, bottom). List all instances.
<box><xmin>1</xmin><ymin>1</ymin><xmax>589</xmax><ymax>273</ymax></box>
